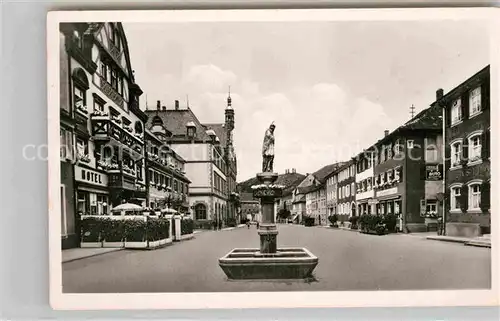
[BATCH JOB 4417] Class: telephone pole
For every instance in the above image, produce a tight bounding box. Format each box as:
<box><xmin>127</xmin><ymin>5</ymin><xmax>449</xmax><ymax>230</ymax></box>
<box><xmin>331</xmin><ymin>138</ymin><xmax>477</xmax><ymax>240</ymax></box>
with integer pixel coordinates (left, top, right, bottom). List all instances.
<box><xmin>410</xmin><ymin>104</ymin><xmax>416</xmax><ymax>119</ymax></box>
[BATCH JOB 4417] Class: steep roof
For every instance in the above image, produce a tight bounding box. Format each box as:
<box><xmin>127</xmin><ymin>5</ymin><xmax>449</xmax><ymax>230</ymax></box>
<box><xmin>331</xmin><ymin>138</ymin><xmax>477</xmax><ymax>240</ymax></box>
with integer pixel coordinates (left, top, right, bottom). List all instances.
<box><xmin>312</xmin><ymin>162</ymin><xmax>346</xmax><ymax>183</ymax></box>
<box><xmin>237</xmin><ymin>172</ymin><xmax>305</xmax><ymax>196</ymax></box>
<box><xmin>144</xmin><ymin>108</ymin><xmax>211</xmax><ymax>141</ymax></box>
<box><xmin>355</xmin><ymin>104</ymin><xmax>443</xmax><ymax>159</ymax></box>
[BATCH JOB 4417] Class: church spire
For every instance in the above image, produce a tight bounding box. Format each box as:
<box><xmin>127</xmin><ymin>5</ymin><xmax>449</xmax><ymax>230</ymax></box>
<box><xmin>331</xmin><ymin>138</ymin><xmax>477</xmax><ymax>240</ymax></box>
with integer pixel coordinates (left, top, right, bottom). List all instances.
<box><xmin>226</xmin><ymin>86</ymin><xmax>232</xmax><ymax>109</ymax></box>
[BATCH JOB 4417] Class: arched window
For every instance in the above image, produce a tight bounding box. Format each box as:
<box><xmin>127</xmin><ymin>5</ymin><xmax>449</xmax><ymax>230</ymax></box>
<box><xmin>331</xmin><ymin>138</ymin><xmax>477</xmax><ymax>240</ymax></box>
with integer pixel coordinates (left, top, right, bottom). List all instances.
<box><xmin>195</xmin><ymin>203</ymin><xmax>207</xmax><ymax>220</ymax></box>
<box><xmin>134</xmin><ymin>121</ymin><xmax>143</xmax><ymax>135</ymax></box>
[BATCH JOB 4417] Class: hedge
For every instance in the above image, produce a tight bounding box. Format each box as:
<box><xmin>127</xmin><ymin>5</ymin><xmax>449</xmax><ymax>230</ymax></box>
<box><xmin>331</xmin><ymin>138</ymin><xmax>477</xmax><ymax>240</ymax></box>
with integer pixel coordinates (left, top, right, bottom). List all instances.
<box><xmin>303</xmin><ymin>216</ymin><xmax>315</xmax><ymax>227</ymax></box>
<box><xmin>80</xmin><ymin>216</ymin><xmax>171</xmax><ymax>244</ymax></box>
<box><xmin>181</xmin><ymin>218</ymin><xmax>194</xmax><ymax>235</ymax></box>
<box><xmin>358</xmin><ymin>213</ymin><xmax>398</xmax><ymax>235</ymax></box>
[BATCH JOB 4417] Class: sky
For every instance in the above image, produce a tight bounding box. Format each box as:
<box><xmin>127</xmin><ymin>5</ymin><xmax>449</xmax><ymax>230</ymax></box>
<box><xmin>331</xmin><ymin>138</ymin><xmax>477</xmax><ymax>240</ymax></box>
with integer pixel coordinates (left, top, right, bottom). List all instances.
<box><xmin>123</xmin><ymin>21</ymin><xmax>489</xmax><ymax>182</ymax></box>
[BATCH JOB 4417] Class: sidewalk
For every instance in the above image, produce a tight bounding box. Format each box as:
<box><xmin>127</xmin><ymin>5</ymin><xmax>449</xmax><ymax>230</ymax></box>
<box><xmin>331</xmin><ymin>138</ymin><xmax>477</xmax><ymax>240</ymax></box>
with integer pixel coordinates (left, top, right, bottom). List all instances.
<box><xmin>426</xmin><ymin>234</ymin><xmax>491</xmax><ymax>248</ymax></box>
<box><xmin>62</xmin><ymin>247</ymin><xmax>124</xmax><ymax>263</ymax></box>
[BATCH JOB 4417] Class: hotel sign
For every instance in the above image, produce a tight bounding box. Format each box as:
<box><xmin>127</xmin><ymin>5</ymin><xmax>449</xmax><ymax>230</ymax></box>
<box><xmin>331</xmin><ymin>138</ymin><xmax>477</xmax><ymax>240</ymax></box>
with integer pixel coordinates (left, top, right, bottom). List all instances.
<box><xmin>76</xmin><ymin>165</ymin><xmax>108</xmax><ymax>187</ymax></box>
<box><xmin>426</xmin><ymin>165</ymin><xmax>442</xmax><ymax>181</ymax></box>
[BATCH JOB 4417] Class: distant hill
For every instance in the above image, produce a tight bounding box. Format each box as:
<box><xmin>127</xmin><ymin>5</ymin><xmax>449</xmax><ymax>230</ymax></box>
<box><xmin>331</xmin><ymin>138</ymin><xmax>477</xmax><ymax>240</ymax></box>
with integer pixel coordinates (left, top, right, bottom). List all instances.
<box><xmin>237</xmin><ymin>172</ymin><xmax>306</xmax><ymax>197</ymax></box>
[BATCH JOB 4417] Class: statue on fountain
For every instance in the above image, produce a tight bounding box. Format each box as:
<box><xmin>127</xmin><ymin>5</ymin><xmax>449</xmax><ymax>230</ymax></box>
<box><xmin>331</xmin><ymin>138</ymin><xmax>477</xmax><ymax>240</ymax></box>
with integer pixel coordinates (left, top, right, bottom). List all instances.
<box><xmin>262</xmin><ymin>122</ymin><xmax>275</xmax><ymax>173</ymax></box>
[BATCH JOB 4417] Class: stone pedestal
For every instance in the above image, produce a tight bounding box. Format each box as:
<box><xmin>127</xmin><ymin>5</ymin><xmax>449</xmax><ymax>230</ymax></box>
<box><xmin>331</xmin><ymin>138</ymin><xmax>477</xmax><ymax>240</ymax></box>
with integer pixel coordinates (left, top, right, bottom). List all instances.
<box><xmin>173</xmin><ymin>215</ymin><xmax>182</xmax><ymax>241</ymax></box>
<box><xmin>219</xmin><ymin>171</ymin><xmax>319</xmax><ymax>280</ymax></box>
<box><xmin>254</xmin><ymin>172</ymin><xmax>280</xmax><ymax>254</ymax></box>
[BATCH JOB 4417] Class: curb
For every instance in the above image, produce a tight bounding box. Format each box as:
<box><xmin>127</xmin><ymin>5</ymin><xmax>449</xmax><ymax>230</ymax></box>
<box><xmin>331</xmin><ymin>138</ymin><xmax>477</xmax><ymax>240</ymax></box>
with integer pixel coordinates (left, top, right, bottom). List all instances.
<box><xmin>426</xmin><ymin>236</ymin><xmax>491</xmax><ymax>248</ymax></box>
<box><xmin>62</xmin><ymin>248</ymin><xmax>124</xmax><ymax>264</ymax></box>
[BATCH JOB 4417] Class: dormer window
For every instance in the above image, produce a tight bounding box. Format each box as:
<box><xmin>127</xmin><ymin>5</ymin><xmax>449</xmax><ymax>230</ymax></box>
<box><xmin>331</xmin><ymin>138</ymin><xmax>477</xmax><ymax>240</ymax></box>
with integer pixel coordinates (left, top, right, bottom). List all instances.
<box><xmin>186</xmin><ymin>121</ymin><xmax>196</xmax><ymax>138</ymax></box>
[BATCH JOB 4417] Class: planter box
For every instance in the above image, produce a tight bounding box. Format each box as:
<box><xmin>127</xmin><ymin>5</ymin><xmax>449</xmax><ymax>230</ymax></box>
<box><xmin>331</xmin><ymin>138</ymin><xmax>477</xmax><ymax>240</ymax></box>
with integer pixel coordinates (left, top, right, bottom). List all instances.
<box><xmin>80</xmin><ymin>242</ymin><xmax>102</xmax><ymax>248</ymax></box>
<box><xmin>180</xmin><ymin>233</ymin><xmax>194</xmax><ymax>241</ymax></box>
<box><xmin>102</xmin><ymin>241</ymin><xmax>124</xmax><ymax>248</ymax></box>
<box><xmin>148</xmin><ymin>240</ymin><xmax>161</xmax><ymax>248</ymax></box>
<box><xmin>124</xmin><ymin>241</ymin><xmax>148</xmax><ymax>249</ymax></box>
<box><xmin>360</xmin><ymin>229</ymin><xmax>387</xmax><ymax>235</ymax></box>
<box><xmin>158</xmin><ymin>238</ymin><xmax>173</xmax><ymax>246</ymax></box>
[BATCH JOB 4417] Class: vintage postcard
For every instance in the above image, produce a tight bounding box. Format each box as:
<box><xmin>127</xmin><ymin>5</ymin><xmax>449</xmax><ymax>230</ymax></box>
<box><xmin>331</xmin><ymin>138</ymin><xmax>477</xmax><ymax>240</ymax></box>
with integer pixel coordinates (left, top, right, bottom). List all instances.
<box><xmin>48</xmin><ymin>8</ymin><xmax>499</xmax><ymax>310</ymax></box>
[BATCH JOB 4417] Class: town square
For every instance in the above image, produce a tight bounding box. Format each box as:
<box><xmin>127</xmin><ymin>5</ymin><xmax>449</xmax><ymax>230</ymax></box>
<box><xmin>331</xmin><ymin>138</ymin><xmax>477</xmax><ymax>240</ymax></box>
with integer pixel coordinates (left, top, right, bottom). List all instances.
<box><xmin>59</xmin><ymin>19</ymin><xmax>491</xmax><ymax>292</ymax></box>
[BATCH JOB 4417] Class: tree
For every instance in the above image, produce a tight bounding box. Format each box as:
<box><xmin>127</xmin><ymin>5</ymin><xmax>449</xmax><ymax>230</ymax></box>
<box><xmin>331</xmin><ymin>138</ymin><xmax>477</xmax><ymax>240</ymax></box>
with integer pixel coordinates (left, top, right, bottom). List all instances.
<box><xmin>277</xmin><ymin>201</ymin><xmax>291</xmax><ymax>221</ymax></box>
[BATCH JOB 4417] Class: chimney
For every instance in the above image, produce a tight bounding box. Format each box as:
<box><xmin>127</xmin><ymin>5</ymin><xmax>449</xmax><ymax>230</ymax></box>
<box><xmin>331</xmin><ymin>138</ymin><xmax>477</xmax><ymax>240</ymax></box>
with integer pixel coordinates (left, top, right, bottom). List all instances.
<box><xmin>175</xmin><ymin>100</ymin><xmax>180</xmax><ymax>110</ymax></box>
<box><xmin>156</xmin><ymin>100</ymin><xmax>161</xmax><ymax>111</ymax></box>
<box><xmin>384</xmin><ymin>130</ymin><xmax>389</xmax><ymax>137</ymax></box>
<box><xmin>436</xmin><ymin>88</ymin><xmax>444</xmax><ymax>100</ymax></box>
<box><xmin>162</xmin><ymin>106</ymin><xmax>166</xmax><ymax>111</ymax></box>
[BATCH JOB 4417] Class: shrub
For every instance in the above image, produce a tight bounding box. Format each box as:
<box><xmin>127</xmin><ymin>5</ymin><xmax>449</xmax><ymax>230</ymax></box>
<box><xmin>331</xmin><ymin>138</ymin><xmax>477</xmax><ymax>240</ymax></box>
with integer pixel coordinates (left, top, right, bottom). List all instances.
<box><xmin>358</xmin><ymin>214</ymin><xmax>393</xmax><ymax>235</ymax></box>
<box><xmin>80</xmin><ymin>217</ymin><xmax>102</xmax><ymax>242</ymax></box>
<box><xmin>348</xmin><ymin>216</ymin><xmax>359</xmax><ymax>229</ymax></box>
<box><xmin>146</xmin><ymin>217</ymin><xmax>162</xmax><ymax>241</ymax></box>
<box><xmin>181</xmin><ymin>218</ymin><xmax>194</xmax><ymax>235</ymax></box>
<box><xmin>303</xmin><ymin>216</ymin><xmax>315</xmax><ymax>227</ymax></box>
<box><xmin>383</xmin><ymin>213</ymin><xmax>397</xmax><ymax>233</ymax></box>
<box><xmin>124</xmin><ymin>219</ymin><xmax>148</xmax><ymax>242</ymax></box>
<box><xmin>194</xmin><ymin>220</ymin><xmax>213</xmax><ymax>230</ymax></box>
<box><xmin>101</xmin><ymin>218</ymin><xmax>124</xmax><ymax>242</ymax></box>
<box><xmin>328</xmin><ymin>214</ymin><xmax>339</xmax><ymax>227</ymax></box>
<box><xmin>226</xmin><ymin>217</ymin><xmax>237</xmax><ymax>227</ymax></box>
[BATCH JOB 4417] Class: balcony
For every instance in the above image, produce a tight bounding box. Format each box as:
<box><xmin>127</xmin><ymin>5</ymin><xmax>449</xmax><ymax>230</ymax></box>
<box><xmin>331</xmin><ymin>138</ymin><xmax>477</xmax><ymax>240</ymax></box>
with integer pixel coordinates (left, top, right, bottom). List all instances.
<box><xmin>91</xmin><ymin>114</ymin><xmax>144</xmax><ymax>155</ymax></box>
<box><xmin>108</xmin><ymin>170</ymin><xmax>137</xmax><ymax>191</ymax></box>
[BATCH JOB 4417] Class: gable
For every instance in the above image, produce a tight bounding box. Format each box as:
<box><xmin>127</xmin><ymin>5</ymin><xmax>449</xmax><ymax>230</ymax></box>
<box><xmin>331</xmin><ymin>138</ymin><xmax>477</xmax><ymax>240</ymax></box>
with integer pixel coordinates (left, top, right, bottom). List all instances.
<box><xmin>91</xmin><ymin>22</ymin><xmax>132</xmax><ymax>80</ymax></box>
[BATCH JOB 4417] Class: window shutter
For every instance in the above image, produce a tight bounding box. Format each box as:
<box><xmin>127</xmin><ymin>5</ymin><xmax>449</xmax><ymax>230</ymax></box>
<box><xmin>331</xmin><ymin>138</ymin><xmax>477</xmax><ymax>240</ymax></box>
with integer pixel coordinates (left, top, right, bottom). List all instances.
<box><xmin>460</xmin><ymin>185</ymin><xmax>468</xmax><ymax>212</ymax></box>
<box><xmin>480</xmin><ymin>181</ymin><xmax>490</xmax><ymax>212</ymax></box>
<box><xmin>446</xmin><ymin>105</ymin><xmax>452</xmax><ymax>127</ymax></box>
<box><xmin>461</xmin><ymin>94</ymin><xmax>469</xmax><ymax>120</ymax></box>
<box><xmin>481</xmin><ymin>129</ymin><xmax>490</xmax><ymax>160</ymax></box>
<box><xmin>481</xmin><ymin>81</ymin><xmax>489</xmax><ymax>111</ymax></box>
<box><xmin>444</xmin><ymin>143</ymin><xmax>451</xmax><ymax>171</ymax></box>
<box><xmin>461</xmin><ymin>138</ymin><xmax>468</xmax><ymax>164</ymax></box>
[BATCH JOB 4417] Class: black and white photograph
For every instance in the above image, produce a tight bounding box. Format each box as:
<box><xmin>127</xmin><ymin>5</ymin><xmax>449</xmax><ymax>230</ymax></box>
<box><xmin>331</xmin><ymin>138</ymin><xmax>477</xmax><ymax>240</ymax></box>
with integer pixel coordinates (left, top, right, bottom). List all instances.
<box><xmin>48</xmin><ymin>8</ymin><xmax>498</xmax><ymax>309</ymax></box>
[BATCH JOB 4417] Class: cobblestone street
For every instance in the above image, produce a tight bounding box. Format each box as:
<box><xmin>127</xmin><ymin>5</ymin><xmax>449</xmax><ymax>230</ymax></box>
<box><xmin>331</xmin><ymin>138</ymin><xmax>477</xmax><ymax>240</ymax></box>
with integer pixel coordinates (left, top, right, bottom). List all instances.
<box><xmin>63</xmin><ymin>224</ymin><xmax>491</xmax><ymax>293</ymax></box>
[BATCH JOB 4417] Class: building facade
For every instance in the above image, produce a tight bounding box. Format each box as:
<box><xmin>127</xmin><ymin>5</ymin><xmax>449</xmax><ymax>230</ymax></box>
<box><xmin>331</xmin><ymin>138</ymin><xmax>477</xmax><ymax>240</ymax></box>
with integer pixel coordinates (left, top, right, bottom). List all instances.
<box><xmin>145</xmin><ymin>93</ymin><xmax>238</xmax><ymax>228</ymax></box>
<box><xmin>60</xmin><ymin>22</ymin><xmax>147</xmax><ymax>248</ymax></box>
<box><xmin>335</xmin><ymin>161</ymin><xmax>356</xmax><ymax>221</ymax></box>
<box><xmin>355</xmin><ymin>150</ymin><xmax>376</xmax><ymax>216</ymax></box>
<box><xmin>442</xmin><ymin>65</ymin><xmax>490</xmax><ymax>237</ymax></box>
<box><xmin>370</xmin><ymin>104</ymin><xmax>443</xmax><ymax>232</ymax></box>
<box><xmin>144</xmin><ymin>129</ymin><xmax>191</xmax><ymax>214</ymax></box>
<box><xmin>325</xmin><ymin>172</ymin><xmax>338</xmax><ymax>218</ymax></box>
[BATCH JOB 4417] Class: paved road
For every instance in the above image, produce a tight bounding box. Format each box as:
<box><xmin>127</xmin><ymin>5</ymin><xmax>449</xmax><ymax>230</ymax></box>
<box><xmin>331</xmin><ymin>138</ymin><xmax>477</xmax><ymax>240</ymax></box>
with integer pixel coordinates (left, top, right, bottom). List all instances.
<box><xmin>63</xmin><ymin>225</ymin><xmax>491</xmax><ymax>293</ymax></box>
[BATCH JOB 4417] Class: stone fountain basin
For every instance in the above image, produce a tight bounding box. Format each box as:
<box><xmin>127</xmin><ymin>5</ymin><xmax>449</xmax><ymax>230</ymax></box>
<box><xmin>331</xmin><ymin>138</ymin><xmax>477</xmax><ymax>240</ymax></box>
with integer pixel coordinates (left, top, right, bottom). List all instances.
<box><xmin>219</xmin><ymin>247</ymin><xmax>318</xmax><ymax>280</ymax></box>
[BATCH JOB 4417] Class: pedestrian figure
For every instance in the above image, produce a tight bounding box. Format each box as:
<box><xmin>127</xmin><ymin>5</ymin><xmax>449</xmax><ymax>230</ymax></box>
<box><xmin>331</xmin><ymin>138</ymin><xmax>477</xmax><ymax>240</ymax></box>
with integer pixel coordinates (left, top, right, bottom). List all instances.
<box><xmin>247</xmin><ymin>221</ymin><xmax>250</xmax><ymax>229</ymax></box>
<box><xmin>256</xmin><ymin>222</ymin><xmax>260</xmax><ymax>229</ymax></box>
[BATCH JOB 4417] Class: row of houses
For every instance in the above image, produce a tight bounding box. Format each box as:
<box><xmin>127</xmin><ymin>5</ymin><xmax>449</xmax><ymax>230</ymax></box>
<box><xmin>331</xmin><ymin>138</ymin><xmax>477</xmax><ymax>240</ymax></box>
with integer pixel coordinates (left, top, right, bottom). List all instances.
<box><xmin>60</xmin><ymin>22</ymin><xmax>239</xmax><ymax>249</ymax></box>
<box><xmin>282</xmin><ymin>66</ymin><xmax>491</xmax><ymax>237</ymax></box>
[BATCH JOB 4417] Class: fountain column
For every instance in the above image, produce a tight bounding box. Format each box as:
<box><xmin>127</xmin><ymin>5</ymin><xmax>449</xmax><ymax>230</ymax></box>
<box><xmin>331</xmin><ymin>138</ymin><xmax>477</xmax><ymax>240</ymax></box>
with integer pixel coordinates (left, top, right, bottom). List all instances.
<box><xmin>254</xmin><ymin>172</ymin><xmax>282</xmax><ymax>254</ymax></box>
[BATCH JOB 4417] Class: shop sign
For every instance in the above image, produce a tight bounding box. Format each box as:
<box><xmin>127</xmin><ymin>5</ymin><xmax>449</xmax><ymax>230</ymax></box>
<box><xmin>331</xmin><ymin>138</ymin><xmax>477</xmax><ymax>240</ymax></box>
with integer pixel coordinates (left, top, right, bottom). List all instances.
<box><xmin>368</xmin><ymin>198</ymin><xmax>379</xmax><ymax>205</ymax></box>
<box><xmin>376</xmin><ymin>187</ymin><xmax>398</xmax><ymax>198</ymax></box>
<box><xmin>426</xmin><ymin>164</ymin><xmax>443</xmax><ymax>181</ymax></box>
<box><xmin>76</xmin><ymin>165</ymin><xmax>108</xmax><ymax>187</ymax></box>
